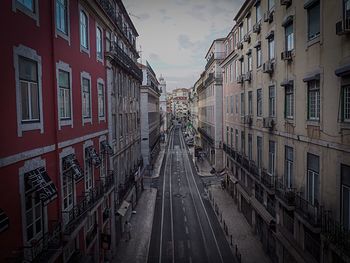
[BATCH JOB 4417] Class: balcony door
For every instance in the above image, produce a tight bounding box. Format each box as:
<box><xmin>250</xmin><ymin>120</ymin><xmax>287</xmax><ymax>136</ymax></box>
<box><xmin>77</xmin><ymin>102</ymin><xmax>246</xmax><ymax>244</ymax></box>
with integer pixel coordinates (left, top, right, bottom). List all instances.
<box><xmin>307</xmin><ymin>153</ymin><xmax>319</xmax><ymax>206</ymax></box>
<box><xmin>342</xmin><ymin>164</ymin><xmax>350</xmax><ymax>230</ymax></box>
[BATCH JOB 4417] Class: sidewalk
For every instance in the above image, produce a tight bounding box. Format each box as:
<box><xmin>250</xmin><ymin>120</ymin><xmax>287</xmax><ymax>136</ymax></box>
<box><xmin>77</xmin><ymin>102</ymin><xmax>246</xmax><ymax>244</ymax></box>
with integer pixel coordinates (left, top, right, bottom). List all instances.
<box><xmin>190</xmin><ymin>148</ymin><xmax>214</xmax><ymax>177</ymax></box>
<box><xmin>208</xmin><ymin>185</ymin><xmax>271</xmax><ymax>263</ymax></box>
<box><xmin>113</xmin><ymin>188</ymin><xmax>157</xmax><ymax>263</ymax></box>
<box><xmin>150</xmin><ymin>142</ymin><xmax>166</xmax><ymax>178</ymax></box>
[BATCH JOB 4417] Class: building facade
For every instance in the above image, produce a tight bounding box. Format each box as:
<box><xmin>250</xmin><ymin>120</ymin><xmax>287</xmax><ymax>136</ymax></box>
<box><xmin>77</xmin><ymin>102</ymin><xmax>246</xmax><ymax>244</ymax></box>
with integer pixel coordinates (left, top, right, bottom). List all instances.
<box><xmin>197</xmin><ymin>39</ymin><xmax>225</xmax><ymax>170</ymax></box>
<box><xmin>158</xmin><ymin>75</ymin><xmax>170</xmax><ymax>141</ymax></box>
<box><xmin>0</xmin><ymin>0</ymin><xmax>142</xmax><ymax>262</ymax></box>
<box><xmin>140</xmin><ymin>62</ymin><xmax>161</xmax><ymax>170</ymax></box>
<box><xmin>221</xmin><ymin>0</ymin><xmax>350</xmax><ymax>263</ymax></box>
<box><xmin>171</xmin><ymin>88</ymin><xmax>190</xmax><ymax>120</ymax></box>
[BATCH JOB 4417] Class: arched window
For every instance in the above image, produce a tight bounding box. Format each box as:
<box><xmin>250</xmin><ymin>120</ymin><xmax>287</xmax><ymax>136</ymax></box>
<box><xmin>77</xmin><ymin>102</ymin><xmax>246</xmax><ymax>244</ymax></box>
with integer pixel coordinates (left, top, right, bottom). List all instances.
<box><xmin>80</xmin><ymin>10</ymin><xmax>88</xmax><ymax>48</ymax></box>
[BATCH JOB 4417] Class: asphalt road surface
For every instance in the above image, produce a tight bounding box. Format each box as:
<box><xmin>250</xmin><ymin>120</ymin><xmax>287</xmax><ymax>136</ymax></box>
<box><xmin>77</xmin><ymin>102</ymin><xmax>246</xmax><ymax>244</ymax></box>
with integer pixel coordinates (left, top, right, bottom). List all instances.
<box><xmin>147</xmin><ymin>125</ymin><xmax>235</xmax><ymax>263</ymax></box>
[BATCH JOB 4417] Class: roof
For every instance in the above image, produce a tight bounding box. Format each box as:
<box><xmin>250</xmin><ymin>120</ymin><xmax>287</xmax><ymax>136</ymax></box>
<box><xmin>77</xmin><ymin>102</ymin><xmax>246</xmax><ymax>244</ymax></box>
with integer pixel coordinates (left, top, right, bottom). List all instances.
<box><xmin>234</xmin><ymin>0</ymin><xmax>254</xmax><ymax>22</ymax></box>
<box><xmin>205</xmin><ymin>38</ymin><xmax>226</xmax><ymax>59</ymax></box>
<box><xmin>117</xmin><ymin>0</ymin><xmax>139</xmax><ymax>36</ymax></box>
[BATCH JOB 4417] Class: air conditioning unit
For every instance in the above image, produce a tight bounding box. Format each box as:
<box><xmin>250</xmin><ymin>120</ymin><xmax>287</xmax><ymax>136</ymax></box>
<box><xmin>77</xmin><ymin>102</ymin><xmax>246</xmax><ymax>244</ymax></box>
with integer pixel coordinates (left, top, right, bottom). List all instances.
<box><xmin>336</xmin><ymin>19</ymin><xmax>350</xmax><ymax>35</ymax></box>
<box><xmin>264</xmin><ymin>10</ymin><xmax>274</xmax><ymax>23</ymax></box>
<box><xmin>281</xmin><ymin>50</ymin><xmax>293</xmax><ymax>61</ymax></box>
<box><xmin>280</xmin><ymin>0</ymin><xmax>292</xmax><ymax>6</ymax></box>
<box><xmin>237</xmin><ymin>74</ymin><xmax>244</xmax><ymax>84</ymax></box>
<box><xmin>253</xmin><ymin>23</ymin><xmax>261</xmax><ymax>34</ymax></box>
<box><xmin>262</xmin><ymin>61</ymin><xmax>274</xmax><ymax>74</ymax></box>
<box><xmin>244</xmin><ymin>71</ymin><xmax>252</xmax><ymax>82</ymax></box>
<box><xmin>243</xmin><ymin>34</ymin><xmax>251</xmax><ymax>43</ymax></box>
<box><xmin>263</xmin><ymin>117</ymin><xmax>275</xmax><ymax>129</ymax></box>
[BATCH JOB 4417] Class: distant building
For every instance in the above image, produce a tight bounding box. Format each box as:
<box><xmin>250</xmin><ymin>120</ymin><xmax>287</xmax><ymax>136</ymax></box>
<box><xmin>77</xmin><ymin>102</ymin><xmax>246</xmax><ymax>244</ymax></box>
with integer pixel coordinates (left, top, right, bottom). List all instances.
<box><xmin>197</xmin><ymin>38</ymin><xmax>225</xmax><ymax>170</ymax></box>
<box><xmin>140</xmin><ymin>62</ymin><xmax>161</xmax><ymax>170</ymax></box>
<box><xmin>158</xmin><ymin>75</ymin><xmax>170</xmax><ymax>141</ymax></box>
<box><xmin>172</xmin><ymin>88</ymin><xmax>190</xmax><ymax>119</ymax></box>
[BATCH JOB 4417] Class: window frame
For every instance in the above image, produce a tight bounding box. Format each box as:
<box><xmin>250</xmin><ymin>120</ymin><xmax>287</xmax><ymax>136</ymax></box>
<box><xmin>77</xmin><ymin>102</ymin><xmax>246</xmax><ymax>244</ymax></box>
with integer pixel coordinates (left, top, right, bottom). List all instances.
<box><xmin>257</xmin><ymin>88</ymin><xmax>262</xmax><ymax>117</ymax></box>
<box><xmin>56</xmin><ymin>61</ymin><xmax>73</xmax><ymax>129</ymax></box>
<box><xmin>14</xmin><ymin>45</ymin><xmax>44</xmax><ymax>137</ymax></box>
<box><xmin>81</xmin><ymin>71</ymin><xmax>92</xmax><ymax>125</ymax></box>
<box><xmin>268</xmin><ymin>140</ymin><xmax>276</xmax><ymax>176</ymax></box>
<box><xmin>96</xmin><ymin>23</ymin><xmax>104</xmax><ymax>63</ymax></box>
<box><xmin>268</xmin><ymin>85</ymin><xmax>276</xmax><ymax>117</ymax></box>
<box><xmin>285</xmin><ymin>85</ymin><xmax>294</xmax><ymax>119</ymax></box>
<box><xmin>97</xmin><ymin>78</ymin><xmax>106</xmax><ymax>122</ymax></box>
<box><xmin>55</xmin><ymin>0</ymin><xmax>70</xmax><ymax>43</ymax></box>
<box><xmin>341</xmin><ymin>164</ymin><xmax>350</xmax><ymax>230</ymax></box>
<box><xmin>342</xmin><ymin>85</ymin><xmax>350</xmax><ymax>122</ymax></box>
<box><xmin>307</xmin><ymin>1</ymin><xmax>321</xmax><ymax>41</ymax></box>
<box><xmin>257</xmin><ymin>136</ymin><xmax>262</xmax><ymax>168</ymax></box>
<box><xmin>306</xmin><ymin>153</ymin><xmax>320</xmax><ymax>206</ymax></box>
<box><xmin>307</xmin><ymin>80</ymin><xmax>320</xmax><ymax>121</ymax></box>
<box><xmin>79</xmin><ymin>5</ymin><xmax>90</xmax><ymax>55</ymax></box>
<box><xmin>285</xmin><ymin>22</ymin><xmax>294</xmax><ymax>52</ymax></box>
<box><xmin>268</xmin><ymin>37</ymin><xmax>275</xmax><ymax>60</ymax></box>
<box><xmin>284</xmin><ymin>146</ymin><xmax>293</xmax><ymax>188</ymax></box>
<box><xmin>256</xmin><ymin>46</ymin><xmax>262</xmax><ymax>68</ymax></box>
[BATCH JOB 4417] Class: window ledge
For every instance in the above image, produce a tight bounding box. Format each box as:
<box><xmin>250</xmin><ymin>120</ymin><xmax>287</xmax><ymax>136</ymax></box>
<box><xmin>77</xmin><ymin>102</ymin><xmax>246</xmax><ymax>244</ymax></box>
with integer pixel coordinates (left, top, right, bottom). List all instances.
<box><xmin>306</xmin><ymin>120</ymin><xmax>320</xmax><ymax>127</ymax></box>
<box><xmin>60</xmin><ymin>119</ymin><xmax>73</xmax><ymax>129</ymax></box>
<box><xmin>306</xmin><ymin>35</ymin><xmax>320</xmax><ymax>48</ymax></box>
<box><xmin>83</xmin><ymin>117</ymin><xmax>92</xmax><ymax>125</ymax></box>
<box><xmin>56</xmin><ymin>30</ymin><xmax>71</xmax><ymax>45</ymax></box>
<box><xmin>80</xmin><ymin>46</ymin><xmax>90</xmax><ymax>57</ymax></box>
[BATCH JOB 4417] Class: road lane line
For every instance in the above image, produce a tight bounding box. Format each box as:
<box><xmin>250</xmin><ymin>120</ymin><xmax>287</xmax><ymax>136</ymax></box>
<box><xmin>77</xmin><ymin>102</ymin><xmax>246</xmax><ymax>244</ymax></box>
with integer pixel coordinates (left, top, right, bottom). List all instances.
<box><xmin>185</xmin><ymin>226</ymin><xmax>189</xmax><ymax>235</ymax></box>
<box><xmin>170</xmin><ymin>134</ymin><xmax>175</xmax><ymax>263</ymax></box>
<box><xmin>184</xmin><ymin>215</ymin><xmax>187</xmax><ymax>222</ymax></box>
<box><xmin>180</xmin><ymin>132</ymin><xmax>224</xmax><ymax>263</ymax></box>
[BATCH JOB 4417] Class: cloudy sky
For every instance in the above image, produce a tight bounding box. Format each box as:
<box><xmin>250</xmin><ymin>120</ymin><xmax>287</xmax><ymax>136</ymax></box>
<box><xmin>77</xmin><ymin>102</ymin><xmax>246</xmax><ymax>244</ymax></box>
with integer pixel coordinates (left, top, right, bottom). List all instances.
<box><xmin>124</xmin><ymin>0</ymin><xmax>244</xmax><ymax>91</ymax></box>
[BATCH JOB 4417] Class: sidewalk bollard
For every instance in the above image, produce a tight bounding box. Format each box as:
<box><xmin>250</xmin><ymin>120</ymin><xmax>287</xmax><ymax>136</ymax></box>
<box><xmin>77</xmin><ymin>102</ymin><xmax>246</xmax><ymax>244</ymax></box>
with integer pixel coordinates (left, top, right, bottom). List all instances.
<box><xmin>230</xmin><ymin>235</ymin><xmax>232</xmax><ymax>246</ymax></box>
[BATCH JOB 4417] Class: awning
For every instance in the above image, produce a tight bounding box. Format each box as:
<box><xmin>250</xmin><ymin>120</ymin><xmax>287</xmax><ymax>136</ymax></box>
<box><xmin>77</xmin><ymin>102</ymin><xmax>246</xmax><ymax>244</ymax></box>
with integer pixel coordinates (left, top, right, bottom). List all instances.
<box><xmin>250</xmin><ymin>197</ymin><xmax>275</xmax><ymax>224</ymax></box>
<box><xmin>280</xmin><ymin>79</ymin><xmax>294</xmax><ymax>87</ymax></box>
<box><xmin>265</xmin><ymin>30</ymin><xmax>274</xmax><ymax>39</ymax></box>
<box><xmin>24</xmin><ymin>167</ymin><xmax>58</xmax><ymax>205</ymax></box>
<box><xmin>63</xmin><ymin>154</ymin><xmax>84</xmax><ymax>181</ymax></box>
<box><xmin>253</xmin><ymin>41</ymin><xmax>261</xmax><ymax>48</ymax></box>
<box><xmin>335</xmin><ymin>63</ymin><xmax>350</xmax><ymax>77</ymax></box>
<box><xmin>303</xmin><ymin>72</ymin><xmax>320</xmax><ymax>82</ymax></box>
<box><xmin>117</xmin><ymin>200</ymin><xmax>130</xmax><ymax>217</ymax></box>
<box><xmin>282</xmin><ymin>15</ymin><xmax>293</xmax><ymax>27</ymax></box>
<box><xmin>86</xmin><ymin>146</ymin><xmax>102</xmax><ymax>167</ymax></box>
<box><xmin>101</xmin><ymin>141</ymin><xmax>114</xmax><ymax>155</ymax></box>
<box><xmin>0</xmin><ymin>209</ymin><xmax>9</xmax><ymax>233</ymax></box>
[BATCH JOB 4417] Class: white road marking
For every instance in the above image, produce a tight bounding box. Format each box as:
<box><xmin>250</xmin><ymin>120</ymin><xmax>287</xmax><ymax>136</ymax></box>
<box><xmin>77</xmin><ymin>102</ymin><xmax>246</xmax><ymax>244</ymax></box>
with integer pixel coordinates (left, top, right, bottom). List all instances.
<box><xmin>184</xmin><ymin>216</ymin><xmax>187</xmax><ymax>222</ymax></box>
<box><xmin>185</xmin><ymin>226</ymin><xmax>189</xmax><ymax>235</ymax></box>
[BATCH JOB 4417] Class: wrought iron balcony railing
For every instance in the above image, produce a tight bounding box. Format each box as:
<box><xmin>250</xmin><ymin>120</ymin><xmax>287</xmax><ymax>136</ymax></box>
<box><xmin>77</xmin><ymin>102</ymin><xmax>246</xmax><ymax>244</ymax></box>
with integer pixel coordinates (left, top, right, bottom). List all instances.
<box><xmin>197</xmin><ymin>127</ymin><xmax>214</xmax><ymax>146</ymax></box>
<box><xmin>276</xmin><ymin>179</ymin><xmax>296</xmax><ymax>207</ymax></box>
<box><xmin>22</xmin><ymin>221</ymin><xmax>62</xmax><ymax>262</ymax></box>
<box><xmin>295</xmin><ymin>192</ymin><xmax>321</xmax><ymax>227</ymax></box>
<box><xmin>322</xmin><ymin>211</ymin><xmax>350</xmax><ymax>257</ymax></box>
<box><xmin>261</xmin><ymin>170</ymin><xmax>275</xmax><ymax>189</ymax></box>
<box><xmin>85</xmin><ymin>223</ymin><xmax>98</xmax><ymax>248</ymax></box>
<box><xmin>63</xmin><ymin>174</ymin><xmax>114</xmax><ymax>235</ymax></box>
<box><xmin>109</xmin><ymin>42</ymin><xmax>142</xmax><ymax>81</ymax></box>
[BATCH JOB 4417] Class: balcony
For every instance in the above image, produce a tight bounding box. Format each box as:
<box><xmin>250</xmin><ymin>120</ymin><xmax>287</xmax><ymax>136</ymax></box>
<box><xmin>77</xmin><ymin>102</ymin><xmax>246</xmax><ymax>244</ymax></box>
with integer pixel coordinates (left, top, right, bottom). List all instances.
<box><xmin>97</xmin><ymin>0</ymin><xmax>136</xmax><ymax>49</ymax></box>
<box><xmin>276</xmin><ymin>179</ymin><xmax>296</xmax><ymax>209</ymax></box>
<box><xmin>22</xmin><ymin>221</ymin><xmax>62</xmax><ymax>262</ymax></box>
<box><xmin>248</xmin><ymin>161</ymin><xmax>260</xmax><ymax>180</ymax></box>
<box><xmin>281</xmin><ymin>50</ymin><xmax>293</xmax><ymax>61</ymax></box>
<box><xmin>295</xmin><ymin>193</ymin><xmax>321</xmax><ymax>229</ymax></box>
<box><xmin>198</xmin><ymin>127</ymin><xmax>214</xmax><ymax>146</ymax></box>
<box><xmin>253</xmin><ymin>23</ymin><xmax>261</xmax><ymax>34</ymax></box>
<box><xmin>241</xmin><ymin>156</ymin><xmax>250</xmax><ymax>171</ymax></box>
<box><xmin>322</xmin><ymin>212</ymin><xmax>350</xmax><ymax>258</ymax></box>
<box><xmin>109</xmin><ymin>42</ymin><xmax>142</xmax><ymax>81</ymax></box>
<box><xmin>62</xmin><ymin>174</ymin><xmax>114</xmax><ymax>236</ymax></box>
<box><xmin>261</xmin><ymin>170</ymin><xmax>275</xmax><ymax>190</ymax></box>
<box><xmin>85</xmin><ymin>223</ymin><xmax>98</xmax><ymax>248</ymax></box>
<box><xmin>238</xmin><ymin>180</ymin><xmax>252</xmax><ymax>196</ymax></box>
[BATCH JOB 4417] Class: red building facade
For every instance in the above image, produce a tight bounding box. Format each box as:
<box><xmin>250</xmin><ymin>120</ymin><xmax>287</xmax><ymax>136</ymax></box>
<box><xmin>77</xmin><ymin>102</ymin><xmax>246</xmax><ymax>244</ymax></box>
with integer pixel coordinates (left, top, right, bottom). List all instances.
<box><xmin>0</xmin><ymin>0</ymin><xmax>140</xmax><ymax>262</ymax></box>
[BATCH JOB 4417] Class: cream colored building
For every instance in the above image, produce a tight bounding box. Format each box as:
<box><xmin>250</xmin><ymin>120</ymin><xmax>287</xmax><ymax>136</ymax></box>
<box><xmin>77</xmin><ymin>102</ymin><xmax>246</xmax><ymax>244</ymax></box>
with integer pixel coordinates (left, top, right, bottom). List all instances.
<box><xmin>220</xmin><ymin>0</ymin><xmax>350</xmax><ymax>263</ymax></box>
<box><xmin>198</xmin><ymin>38</ymin><xmax>225</xmax><ymax>170</ymax></box>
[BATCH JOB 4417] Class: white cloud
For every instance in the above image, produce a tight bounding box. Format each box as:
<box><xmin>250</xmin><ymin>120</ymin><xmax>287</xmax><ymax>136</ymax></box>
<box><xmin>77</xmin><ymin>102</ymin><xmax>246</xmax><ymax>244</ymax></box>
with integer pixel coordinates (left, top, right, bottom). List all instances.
<box><xmin>125</xmin><ymin>0</ymin><xmax>244</xmax><ymax>91</ymax></box>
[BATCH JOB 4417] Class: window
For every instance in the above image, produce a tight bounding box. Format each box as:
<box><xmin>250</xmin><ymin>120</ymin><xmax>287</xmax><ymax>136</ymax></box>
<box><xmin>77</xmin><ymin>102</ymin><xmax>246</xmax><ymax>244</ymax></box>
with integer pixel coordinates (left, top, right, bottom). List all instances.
<box><xmin>19</xmin><ymin>56</ymin><xmax>39</xmax><ymax>122</ymax></box>
<box><xmin>285</xmin><ymin>85</ymin><xmax>294</xmax><ymax>119</ymax></box>
<box><xmin>268</xmin><ymin>0</ymin><xmax>275</xmax><ymax>11</ymax></box>
<box><xmin>226</xmin><ymin>126</ymin><xmax>229</xmax><ymax>144</ymax></box>
<box><xmin>341</xmin><ymin>164</ymin><xmax>350</xmax><ymax>230</ymax></box>
<box><xmin>106</xmin><ymin>31</ymin><xmax>111</xmax><ymax>52</ymax></box>
<box><xmin>226</xmin><ymin>97</ymin><xmax>229</xmax><ymax>113</ymax></box>
<box><xmin>82</xmin><ymin>77</ymin><xmax>91</xmax><ymax>119</ymax></box>
<box><xmin>268</xmin><ymin>37</ymin><xmax>275</xmax><ymax>60</ymax></box>
<box><xmin>256</xmin><ymin>1</ymin><xmax>261</xmax><ymax>23</ymax></box>
<box><xmin>56</xmin><ymin>0</ymin><xmax>68</xmax><ymax>34</ymax></box>
<box><xmin>235</xmin><ymin>95</ymin><xmax>239</xmax><ymax>113</ymax></box>
<box><xmin>17</xmin><ymin>0</ymin><xmax>34</xmax><ymax>11</ymax></box>
<box><xmin>247</xmin><ymin>15</ymin><xmax>252</xmax><ymax>32</ymax></box>
<box><xmin>307</xmin><ymin>153</ymin><xmax>319</xmax><ymax>206</ymax></box>
<box><xmin>235</xmin><ymin>129</ymin><xmax>239</xmax><ymax>150</ymax></box>
<box><xmin>239</xmin><ymin>24</ymin><xmax>244</xmax><ymax>41</ymax></box>
<box><xmin>230</xmin><ymin>63</ymin><xmax>234</xmax><ymax>82</ymax></box>
<box><xmin>241</xmin><ymin>93</ymin><xmax>245</xmax><ymax>116</ymax></box>
<box><xmin>85</xmin><ymin>149</ymin><xmax>93</xmax><ymax>191</ymax></box>
<box><xmin>240</xmin><ymin>59</ymin><xmax>244</xmax><ymax>75</ymax></box>
<box><xmin>248</xmin><ymin>53</ymin><xmax>252</xmax><ymax>72</ymax></box>
<box><xmin>80</xmin><ymin>10</ymin><xmax>88</xmax><ymax>49</ymax></box>
<box><xmin>58</xmin><ymin>70</ymin><xmax>71</xmax><ymax>120</ymax></box>
<box><xmin>96</xmin><ymin>26</ymin><xmax>103</xmax><ymax>60</ymax></box>
<box><xmin>268</xmin><ymin>140</ymin><xmax>276</xmax><ymax>175</ymax></box>
<box><xmin>284</xmin><ymin>146</ymin><xmax>293</xmax><ymax>188</ymax></box>
<box><xmin>285</xmin><ymin>23</ymin><xmax>294</xmax><ymax>51</ymax></box>
<box><xmin>342</xmin><ymin>85</ymin><xmax>350</xmax><ymax>122</ymax></box>
<box><xmin>62</xmin><ymin>170</ymin><xmax>73</xmax><ymax>210</ymax></box>
<box><xmin>235</xmin><ymin>60</ymin><xmax>239</xmax><ymax>79</ymax></box>
<box><xmin>248</xmin><ymin>91</ymin><xmax>253</xmax><ymax>115</ymax></box>
<box><xmin>256</xmin><ymin>46</ymin><xmax>262</xmax><ymax>67</ymax></box>
<box><xmin>248</xmin><ymin>134</ymin><xmax>252</xmax><ymax>160</ymax></box>
<box><xmin>269</xmin><ymin>86</ymin><xmax>275</xmax><ymax>117</ymax></box>
<box><xmin>307</xmin><ymin>1</ymin><xmax>320</xmax><ymax>40</ymax></box>
<box><xmin>98</xmin><ymin>82</ymin><xmax>105</xmax><ymax>118</ymax></box>
<box><xmin>24</xmin><ymin>182</ymin><xmax>42</xmax><ymax>242</ymax></box>
<box><xmin>230</xmin><ymin>128</ymin><xmax>233</xmax><ymax>146</ymax></box>
<box><xmin>112</xmin><ymin>113</ymin><xmax>116</xmax><ymax>139</ymax></box>
<box><xmin>257</xmin><ymin>136</ymin><xmax>262</xmax><ymax>168</ymax></box>
<box><xmin>257</xmin><ymin>89</ymin><xmax>262</xmax><ymax>117</ymax></box>
<box><xmin>241</xmin><ymin>131</ymin><xmax>245</xmax><ymax>154</ymax></box>
<box><xmin>308</xmin><ymin>80</ymin><xmax>320</xmax><ymax>121</ymax></box>
<box><xmin>230</xmin><ymin>95</ymin><xmax>234</xmax><ymax>113</ymax></box>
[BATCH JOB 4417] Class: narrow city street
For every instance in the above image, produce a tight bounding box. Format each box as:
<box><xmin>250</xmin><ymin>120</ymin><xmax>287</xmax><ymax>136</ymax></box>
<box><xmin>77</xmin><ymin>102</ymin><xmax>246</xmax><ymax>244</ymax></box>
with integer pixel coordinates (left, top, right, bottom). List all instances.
<box><xmin>147</xmin><ymin>125</ymin><xmax>235</xmax><ymax>263</ymax></box>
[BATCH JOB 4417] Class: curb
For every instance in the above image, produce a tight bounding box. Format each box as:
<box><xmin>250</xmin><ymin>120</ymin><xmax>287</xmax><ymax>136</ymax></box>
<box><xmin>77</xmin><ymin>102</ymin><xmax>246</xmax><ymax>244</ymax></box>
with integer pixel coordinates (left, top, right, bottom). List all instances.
<box><xmin>145</xmin><ymin>187</ymin><xmax>158</xmax><ymax>263</ymax></box>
